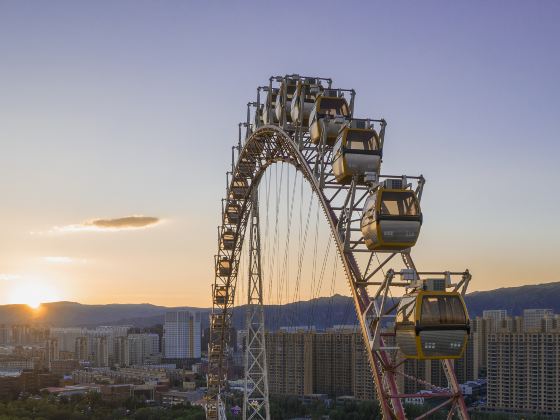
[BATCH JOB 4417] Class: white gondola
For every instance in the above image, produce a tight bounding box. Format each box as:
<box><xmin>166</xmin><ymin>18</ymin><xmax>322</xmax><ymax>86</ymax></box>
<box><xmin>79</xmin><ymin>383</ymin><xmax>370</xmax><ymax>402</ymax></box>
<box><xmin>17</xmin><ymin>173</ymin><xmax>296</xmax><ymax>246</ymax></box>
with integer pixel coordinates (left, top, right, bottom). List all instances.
<box><xmin>309</xmin><ymin>93</ymin><xmax>350</xmax><ymax>145</ymax></box>
<box><xmin>263</xmin><ymin>88</ymin><xmax>279</xmax><ymax>125</ymax></box>
<box><xmin>361</xmin><ymin>186</ymin><xmax>422</xmax><ymax>251</ymax></box>
<box><xmin>275</xmin><ymin>77</ymin><xmax>298</xmax><ymax>123</ymax></box>
<box><xmin>290</xmin><ymin>78</ymin><xmax>323</xmax><ymax>125</ymax></box>
<box><xmin>332</xmin><ymin>123</ymin><xmax>381</xmax><ymax>184</ymax></box>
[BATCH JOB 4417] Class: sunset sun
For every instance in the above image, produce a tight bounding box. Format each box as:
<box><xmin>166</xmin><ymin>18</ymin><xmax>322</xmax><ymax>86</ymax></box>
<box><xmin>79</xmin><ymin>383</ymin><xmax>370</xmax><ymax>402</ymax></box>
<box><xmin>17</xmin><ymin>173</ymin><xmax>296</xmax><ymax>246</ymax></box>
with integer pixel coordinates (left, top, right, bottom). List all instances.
<box><xmin>8</xmin><ymin>279</ymin><xmax>60</xmax><ymax>309</ymax></box>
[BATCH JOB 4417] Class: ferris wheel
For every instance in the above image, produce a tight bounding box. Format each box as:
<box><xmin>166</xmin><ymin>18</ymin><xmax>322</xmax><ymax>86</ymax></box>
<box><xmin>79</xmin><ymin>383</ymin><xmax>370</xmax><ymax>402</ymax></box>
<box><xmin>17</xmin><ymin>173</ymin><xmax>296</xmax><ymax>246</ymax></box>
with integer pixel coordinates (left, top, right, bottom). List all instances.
<box><xmin>206</xmin><ymin>75</ymin><xmax>472</xmax><ymax>420</ymax></box>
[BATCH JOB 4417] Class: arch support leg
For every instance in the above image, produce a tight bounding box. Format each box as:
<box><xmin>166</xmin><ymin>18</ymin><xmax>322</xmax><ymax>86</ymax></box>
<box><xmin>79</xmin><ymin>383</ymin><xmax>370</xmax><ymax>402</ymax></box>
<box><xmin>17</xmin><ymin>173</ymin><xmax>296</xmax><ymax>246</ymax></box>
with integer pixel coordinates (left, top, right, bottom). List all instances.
<box><xmin>243</xmin><ymin>190</ymin><xmax>270</xmax><ymax>420</ymax></box>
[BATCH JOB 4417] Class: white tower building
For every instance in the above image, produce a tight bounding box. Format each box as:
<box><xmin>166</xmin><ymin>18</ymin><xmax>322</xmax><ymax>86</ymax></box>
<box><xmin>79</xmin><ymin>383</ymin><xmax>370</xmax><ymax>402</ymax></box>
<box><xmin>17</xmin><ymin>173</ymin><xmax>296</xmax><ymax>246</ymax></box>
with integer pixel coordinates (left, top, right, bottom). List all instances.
<box><xmin>163</xmin><ymin>311</ymin><xmax>201</xmax><ymax>359</ymax></box>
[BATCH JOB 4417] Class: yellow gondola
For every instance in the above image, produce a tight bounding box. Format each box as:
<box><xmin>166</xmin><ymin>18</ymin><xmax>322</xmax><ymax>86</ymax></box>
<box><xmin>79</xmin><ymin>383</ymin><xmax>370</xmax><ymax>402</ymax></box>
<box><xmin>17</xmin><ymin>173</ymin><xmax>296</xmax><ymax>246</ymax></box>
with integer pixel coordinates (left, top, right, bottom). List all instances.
<box><xmin>290</xmin><ymin>78</ymin><xmax>323</xmax><ymax>125</ymax></box>
<box><xmin>237</xmin><ymin>156</ymin><xmax>256</xmax><ymax>177</ymax></box>
<box><xmin>263</xmin><ymin>88</ymin><xmax>279</xmax><ymax>125</ymax></box>
<box><xmin>254</xmin><ymin>103</ymin><xmax>264</xmax><ymax>127</ymax></box>
<box><xmin>213</xmin><ymin>286</ymin><xmax>232</xmax><ymax>306</ymax></box>
<box><xmin>395</xmin><ymin>290</ymin><xmax>470</xmax><ymax>359</ymax></box>
<box><xmin>225</xmin><ymin>202</ymin><xmax>241</xmax><ymax>224</ymax></box>
<box><xmin>275</xmin><ymin>77</ymin><xmax>298</xmax><ymax>123</ymax></box>
<box><xmin>221</xmin><ymin>228</ymin><xmax>235</xmax><ymax>250</ymax></box>
<box><xmin>230</xmin><ymin>178</ymin><xmax>249</xmax><ymax>200</ymax></box>
<box><xmin>211</xmin><ymin>313</ymin><xmax>226</xmax><ymax>329</ymax></box>
<box><xmin>217</xmin><ymin>257</ymin><xmax>231</xmax><ymax>276</ymax></box>
<box><xmin>332</xmin><ymin>125</ymin><xmax>381</xmax><ymax>184</ymax></box>
<box><xmin>309</xmin><ymin>94</ymin><xmax>350</xmax><ymax>145</ymax></box>
<box><xmin>361</xmin><ymin>186</ymin><xmax>422</xmax><ymax>251</ymax></box>
<box><xmin>207</xmin><ymin>374</ymin><xmax>220</xmax><ymax>388</ymax></box>
<box><xmin>209</xmin><ymin>344</ymin><xmax>222</xmax><ymax>362</ymax></box>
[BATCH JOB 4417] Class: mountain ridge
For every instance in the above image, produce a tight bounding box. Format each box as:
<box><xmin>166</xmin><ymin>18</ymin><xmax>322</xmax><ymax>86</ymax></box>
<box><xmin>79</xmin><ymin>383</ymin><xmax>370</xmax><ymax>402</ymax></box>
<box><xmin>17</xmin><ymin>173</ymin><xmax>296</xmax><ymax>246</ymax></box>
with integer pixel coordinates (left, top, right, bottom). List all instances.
<box><xmin>1</xmin><ymin>282</ymin><xmax>558</xmax><ymax>330</ymax></box>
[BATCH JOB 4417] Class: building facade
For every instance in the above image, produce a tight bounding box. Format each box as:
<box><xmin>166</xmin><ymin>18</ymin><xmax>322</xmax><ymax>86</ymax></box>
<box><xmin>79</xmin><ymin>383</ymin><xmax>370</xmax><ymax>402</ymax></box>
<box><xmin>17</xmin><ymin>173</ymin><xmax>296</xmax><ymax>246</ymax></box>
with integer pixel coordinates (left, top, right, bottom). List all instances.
<box><xmin>265</xmin><ymin>328</ymin><xmax>374</xmax><ymax>400</ymax></box>
<box><xmin>523</xmin><ymin>309</ymin><xmax>553</xmax><ymax>331</ymax></box>
<box><xmin>113</xmin><ymin>336</ymin><xmax>129</xmax><ymax>367</ymax></box>
<box><xmin>487</xmin><ymin>311</ymin><xmax>560</xmax><ymax>415</ymax></box>
<box><xmin>163</xmin><ymin>311</ymin><xmax>201</xmax><ymax>359</ymax></box>
<box><xmin>128</xmin><ymin>333</ymin><xmax>160</xmax><ymax>365</ymax></box>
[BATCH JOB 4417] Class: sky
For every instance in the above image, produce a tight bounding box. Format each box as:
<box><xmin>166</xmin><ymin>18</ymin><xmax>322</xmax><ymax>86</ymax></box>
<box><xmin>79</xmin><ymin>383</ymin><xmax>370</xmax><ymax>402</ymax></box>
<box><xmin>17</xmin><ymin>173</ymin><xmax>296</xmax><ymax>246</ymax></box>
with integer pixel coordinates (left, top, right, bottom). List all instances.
<box><xmin>0</xmin><ymin>1</ymin><xmax>559</xmax><ymax>307</ymax></box>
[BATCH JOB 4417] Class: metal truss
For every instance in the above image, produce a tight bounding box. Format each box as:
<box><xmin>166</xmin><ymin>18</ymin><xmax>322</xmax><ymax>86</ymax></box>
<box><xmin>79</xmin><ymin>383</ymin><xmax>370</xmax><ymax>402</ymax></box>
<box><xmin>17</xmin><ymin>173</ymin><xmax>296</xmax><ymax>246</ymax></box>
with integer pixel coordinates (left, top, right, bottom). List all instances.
<box><xmin>243</xmin><ymin>189</ymin><xmax>270</xmax><ymax>420</ymax></box>
<box><xmin>207</xmin><ymin>74</ymin><xmax>471</xmax><ymax>420</ymax></box>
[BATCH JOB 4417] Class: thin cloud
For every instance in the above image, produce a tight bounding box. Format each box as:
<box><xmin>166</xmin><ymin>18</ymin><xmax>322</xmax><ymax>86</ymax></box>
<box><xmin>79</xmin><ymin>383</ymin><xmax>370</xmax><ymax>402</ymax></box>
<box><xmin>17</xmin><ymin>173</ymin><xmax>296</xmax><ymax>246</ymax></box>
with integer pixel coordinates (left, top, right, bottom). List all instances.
<box><xmin>43</xmin><ymin>256</ymin><xmax>86</xmax><ymax>264</ymax></box>
<box><xmin>53</xmin><ymin>216</ymin><xmax>162</xmax><ymax>233</ymax></box>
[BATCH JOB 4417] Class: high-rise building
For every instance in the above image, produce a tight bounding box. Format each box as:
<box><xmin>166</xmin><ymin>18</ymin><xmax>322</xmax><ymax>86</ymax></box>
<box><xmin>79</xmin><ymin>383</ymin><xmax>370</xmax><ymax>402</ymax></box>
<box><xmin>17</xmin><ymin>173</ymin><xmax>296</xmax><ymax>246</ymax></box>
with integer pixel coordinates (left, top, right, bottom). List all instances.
<box><xmin>236</xmin><ymin>330</ymin><xmax>248</xmax><ymax>352</ymax></box>
<box><xmin>0</xmin><ymin>325</ymin><xmax>11</xmax><ymax>345</ymax></box>
<box><xmin>472</xmin><ymin>316</ymin><xmax>491</xmax><ymax>378</ymax></box>
<box><xmin>44</xmin><ymin>338</ymin><xmax>59</xmax><ymax>370</ymax></box>
<box><xmin>92</xmin><ymin>326</ymin><xmax>130</xmax><ymax>359</ymax></box>
<box><xmin>113</xmin><ymin>336</ymin><xmax>129</xmax><ymax>367</ymax></box>
<box><xmin>93</xmin><ymin>336</ymin><xmax>109</xmax><ymax>367</ymax></box>
<box><xmin>312</xmin><ymin>329</ymin><xmax>353</xmax><ymax>396</ymax></box>
<box><xmin>51</xmin><ymin>326</ymin><xmax>130</xmax><ymax>366</ymax></box>
<box><xmin>163</xmin><ymin>311</ymin><xmax>201</xmax><ymax>359</ymax></box>
<box><xmin>266</xmin><ymin>330</ymin><xmax>312</xmax><ymax>396</ymax></box>
<box><xmin>265</xmin><ymin>328</ymin><xmax>374</xmax><ymax>400</ymax></box>
<box><xmin>522</xmin><ymin>309</ymin><xmax>553</xmax><ymax>331</ymax></box>
<box><xmin>350</xmin><ymin>331</ymin><xmax>375</xmax><ymax>401</ymax></box>
<box><xmin>128</xmin><ymin>333</ymin><xmax>160</xmax><ymax>365</ymax></box>
<box><xmin>483</xmin><ymin>310</ymin><xmax>508</xmax><ymax>326</ymax></box>
<box><xmin>11</xmin><ymin>325</ymin><xmax>30</xmax><ymax>345</ymax></box>
<box><xmin>487</xmin><ymin>312</ymin><xmax>560</xmax><ymax>415</ymax></box>
<box><xmin>50</xmin><ymin>328</ymin><xmax>87</xmax><ymax>352</ymax></box>
<box><xmin>74</xmin><ymin>336</ymin><xmax>88</xmax><ymax>361</ymax></box>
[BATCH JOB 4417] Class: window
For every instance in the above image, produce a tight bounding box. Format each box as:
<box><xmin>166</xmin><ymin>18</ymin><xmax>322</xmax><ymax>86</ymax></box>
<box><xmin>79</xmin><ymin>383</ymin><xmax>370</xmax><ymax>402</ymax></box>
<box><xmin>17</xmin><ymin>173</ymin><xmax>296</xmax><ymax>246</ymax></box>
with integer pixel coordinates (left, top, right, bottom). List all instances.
<box><xmin>379</xmin><ymin>191</ymin><xmax>419</xmax><ymax>216</ymax></box>
<box><xmin>420</xmin><ymin>295</ymin><xmax>467</xmax><ymax>325</ymax></box>
<box><xmin>346</xmin><ymin>130</ymin><xmax>379</xmax><ymax>151</ymax></box>
<box><xmin>396</xmin><ymin>296</ymin><xmax>417</xmax><ymax>323</ymax></box>
<box><xmin>318</xmin><ymin>98</ymin><xmax>349</xmax><ymax>117</ymax></box>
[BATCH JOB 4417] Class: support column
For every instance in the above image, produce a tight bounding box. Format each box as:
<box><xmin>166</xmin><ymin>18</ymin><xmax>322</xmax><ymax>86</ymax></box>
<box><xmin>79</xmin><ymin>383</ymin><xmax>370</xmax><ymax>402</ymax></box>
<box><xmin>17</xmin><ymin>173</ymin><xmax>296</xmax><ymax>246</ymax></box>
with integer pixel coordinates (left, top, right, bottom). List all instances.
<box><xmin>243</xmin><ymin>190</ymin><xmax>270</xmax><ymax>420</ymax></box>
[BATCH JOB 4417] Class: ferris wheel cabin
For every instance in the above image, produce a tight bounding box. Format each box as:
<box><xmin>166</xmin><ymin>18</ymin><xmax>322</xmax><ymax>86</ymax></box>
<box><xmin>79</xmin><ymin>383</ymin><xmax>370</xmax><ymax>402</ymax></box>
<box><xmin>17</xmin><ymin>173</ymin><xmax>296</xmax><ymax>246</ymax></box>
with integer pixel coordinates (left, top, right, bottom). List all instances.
<box><xmin>290</xmin><ymin>78</ymin><xmax>323</xmax><ymax>125</ymax></box>
<box><xmin>395</xmin><ymin>290</ymin><xmax>470</xmax><ymax>359</ymax></box>
<box><xmin>263</xmin><ymin>88</ymin><xmax>279</xmax><ymax>125</ymax></box>
<box><xmin>332</xmin><ymin>122</ymin><xmax>382</xmax><ymax>184</ymax></box>
<box><xmin>225</xmin><ymin>202</ymin><xmax>241</xmax><ymax>224</ymax></box>
<box><xmin>237</xmin><ymin>156</ymin><xmax>256</xmax><ymax>178</ymax></box>
<box><xmin>217</xmin><ymin>257</ymin><xmax>232</xmax><ymax>277</ymax></box>
<box><xmin>361</xmin><ymin>184</ymin><xmax>422</xmax><ymax>251</ymax></box>
<box><xmin>230</xmin><ymin>178</ymin><xmax>249</xmax><ymax>200</ymax></box>
<box><xmin>275</xmin><ymin>77</ymin><xmax>298</xmax><ymax>123</ymax></box>
<box><xmin>309</xmin><ymin>93</ymin><xmax>350</xmax><ymax>145</ymax></box>
<box><xmin>221</xmin><ymin>228</ymin><xmax>235</xmax><ymax>251</ymax></box>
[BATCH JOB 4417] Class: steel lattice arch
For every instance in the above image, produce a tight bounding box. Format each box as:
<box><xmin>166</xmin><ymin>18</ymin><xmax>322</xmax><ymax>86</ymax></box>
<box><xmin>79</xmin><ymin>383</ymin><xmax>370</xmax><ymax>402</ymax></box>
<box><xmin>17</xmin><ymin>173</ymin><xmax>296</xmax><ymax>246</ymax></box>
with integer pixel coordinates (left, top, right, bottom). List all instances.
<box><xmin>206</xmin><ymin>75</ymin><xmax>472</xmax><ymax>420</ymax></box>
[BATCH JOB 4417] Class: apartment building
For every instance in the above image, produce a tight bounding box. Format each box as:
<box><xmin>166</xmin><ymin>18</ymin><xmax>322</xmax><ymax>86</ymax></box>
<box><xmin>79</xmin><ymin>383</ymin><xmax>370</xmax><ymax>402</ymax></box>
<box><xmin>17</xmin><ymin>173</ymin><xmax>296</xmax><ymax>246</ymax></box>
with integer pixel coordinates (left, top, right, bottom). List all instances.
<box><xmin>265</xmin><ymin>328</ymin><xmax>374</xmax><ymax>400</ymax></box>
<box><xmin>487</xmin><ymin>313</ymin><xmax>560</xmax><ymax>415</ymax></box>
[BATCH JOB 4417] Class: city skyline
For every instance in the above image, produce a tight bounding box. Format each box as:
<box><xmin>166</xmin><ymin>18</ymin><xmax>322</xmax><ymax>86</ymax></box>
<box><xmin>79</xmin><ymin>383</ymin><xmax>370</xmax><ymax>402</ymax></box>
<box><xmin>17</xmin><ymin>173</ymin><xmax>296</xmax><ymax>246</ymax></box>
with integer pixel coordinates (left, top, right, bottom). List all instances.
<box><xmin>1</xmin><ymin>1</ymin><xmax>559</xmax><ymax>307</ymax></box>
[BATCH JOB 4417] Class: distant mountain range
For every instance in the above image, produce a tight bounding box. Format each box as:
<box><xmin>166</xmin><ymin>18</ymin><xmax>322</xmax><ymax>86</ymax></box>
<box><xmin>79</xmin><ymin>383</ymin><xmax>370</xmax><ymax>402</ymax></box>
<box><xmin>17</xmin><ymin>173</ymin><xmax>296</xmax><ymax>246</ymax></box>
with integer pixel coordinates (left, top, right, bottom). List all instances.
<box><xmin>0</xmin><ymin>281</ymin><xmax>559</xmax><ymax>330</ymax></box>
